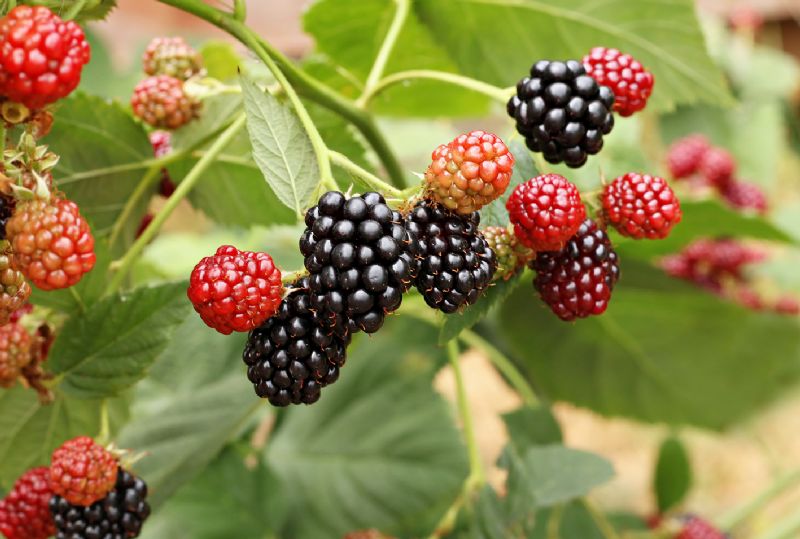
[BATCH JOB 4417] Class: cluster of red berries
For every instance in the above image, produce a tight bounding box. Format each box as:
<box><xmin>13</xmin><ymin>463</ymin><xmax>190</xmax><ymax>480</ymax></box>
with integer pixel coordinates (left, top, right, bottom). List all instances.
<box><xmin>0</xmin><ymin>7</ymin><xmax>97</xmax><ymax>394</ymax></box>
<box><xmin>505</xmin><ymin>170</ymin><xmax>680</xmax><ymax>320</ymax></box>
<box><xmin>131</xmin><ymin>37</ymin><xmax>203</xmax><ymax>130</ymax></box>
<box><xmin>0</xmin><ymin>436</ymin><xmax>151</xmax><ymax>539</ymax></box>
<box><xmin>662</xmin><ymin>238</ymin><xmax>799</xmax><ymax>315</ymax></box>
<box><xmin>666</xmin><ymin>134</ymin><xmax>768</xmax><ymax>215</ymax></box>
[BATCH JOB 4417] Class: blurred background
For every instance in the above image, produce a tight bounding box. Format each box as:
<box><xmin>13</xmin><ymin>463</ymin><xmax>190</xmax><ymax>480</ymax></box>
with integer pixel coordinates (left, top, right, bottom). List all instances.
<box><xmin>82</xmin><ymin>0</ymin><xmax>800</xmax><ymax>530</ymax></box>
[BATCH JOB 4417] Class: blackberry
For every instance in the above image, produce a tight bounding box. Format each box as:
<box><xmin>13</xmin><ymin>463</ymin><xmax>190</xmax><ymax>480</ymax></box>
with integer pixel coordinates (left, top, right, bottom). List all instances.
<box><xmin>405</xmin><ymin>200</ymin><xmax>496</xmax><ymax>313</ymax></box>
<box><xmin>507</xmin><ymin>59</ymin><xmax>615</xmax><ymax>167</ymax></box>
<box><xmin>300</xmin><ymin>191</ymin><xmax>417</xmax><ymax>336</ymax></box>
<box><xmin>50</xmin><ymin>467</ymin><xmax>150</xmax><ymax>539</ymax></box>
<box><xmin>242</xmin><ymin>278</ymin><xmax>350</xmax><ymax>407</ymax></box>
<box><xmin>531</xmin><ymin>219</ymin><xmax>620</xmax><ymax>321</ymax></box>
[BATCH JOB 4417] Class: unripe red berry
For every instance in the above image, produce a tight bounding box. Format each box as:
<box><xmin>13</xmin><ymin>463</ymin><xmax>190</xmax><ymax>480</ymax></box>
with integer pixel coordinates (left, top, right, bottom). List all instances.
<box><xmin>506</xmin><ymin>174</ymin><xmax>586</xmax><ymax>251</ymax></box>
<box><xmin>50</xmin><ymin>436</ymin><xmax>118</xmax><ymax>507</ymax></box>
<box><xmin>583</xmin><ymin>47</ymin><xmax>654</xmax><ymax>117</ymax></box>
<box><xmin>188</xmin><ymin>245</ymin><xmax>284</xmax><ymax>335</ymax></box>
<box><xmin>0</xmin><ymin>6</ymin><xmax>91</xmax><ymax>110</ymax></box>
<box><xmin>424</xmin><ymin>130</ymin><xmax>514</xmax><ymax>215</ymax></box>
<box><xmin>601</xmin><ymin>172</ymin><xmax>682</xmax><ymax>239</ymax></box>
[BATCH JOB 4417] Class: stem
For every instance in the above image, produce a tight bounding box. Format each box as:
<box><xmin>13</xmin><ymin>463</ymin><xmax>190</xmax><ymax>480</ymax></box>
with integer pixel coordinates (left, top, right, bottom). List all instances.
<box><xmin>459</xmin><ymin>330</ymin><xmax>538</xmax><ymax>407</ymax></box>
<box><xmin>62</xmin><ymin>0</ymin><xmax>88</xmax><ymax>20</ymax></box>
<box><xmin>68</xmin><ymin>287</ymin><xmax>86</xmax><ymax>315</ymax></box>
<box><xmin>280</xmin><ymin>269</ymin><xmax>307</xmax><ymax>285</ymax></box>
<box><xmin>719</xmin><ymin>467</ymin><xmax>800</xmax><ymax>529</ymax></box>
<box><xmin>583</xmin><ymin>499</ymin><xmax>622</xmax><ymax>539</ymax></box>
<box><xmin>362</xmin><ymin>70</ymin><xmax>513</xmax><ymax>107</ymax></box>
<box><xmin>426</xmin><ymin>340</ymin><xmax>484</xmax><ymax>539</ymax></box>
<box><xmin>156</xmin><ymin>0</ymin><xmax>407</xmax><ymax>188</ymax></box>
<box><xmin>232</xmin><ymin>0</ymin><xmax>246</xmax><ymax>21</ymax></box>
<box><xmin>106</xmin><ymin>114</ymin><xmax>246</xmax><ymax>294</ymax></box>
<box><xmin>107</xmin><ymin>115</ymin><xmax>240</xmax><ymax>250</ymax></box>
<box><xmin>328</xmin><ymin>150</ymin><xmax>403</xmax><ymax>197</ymax></box>
<box><xmin>240</xmin><ymin>42</ymin><xmax>334</xmax><ymax>187</ymax></box>
<box><xmin>401</xmin><ymin>298</ymin><xmax>539</xmax><ymax>408</ymax></box>
<box><xmin>756</xmin><ymin>512</ymin><xmax>800</xmax><ymax>539</ymax></box>
<box><xmin>96</xmin><ymin>400</ymin><xmax>110</xmax><ymax>445</ymax></box>
<box><xmin>547</xmin><ymin>505</ymin><xmax>564</xmax><ymax>539</ymax></box>
<box><xmin>355</xmin><ymin>0</ymin><xmax>410</xmax><ymax>108</ymax></box>
<box><xmin>449</xmin><ymin>340</ymin><xmax>483</xmax><ymax>484</ymax></box>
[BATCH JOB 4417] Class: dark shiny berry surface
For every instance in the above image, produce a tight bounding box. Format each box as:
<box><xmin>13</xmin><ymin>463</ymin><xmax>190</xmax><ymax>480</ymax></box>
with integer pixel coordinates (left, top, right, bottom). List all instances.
<box><xmin>50</xmin><ymin>467</ymin><xmax>150</xmax><ymax>539</ymax></box>
<box><xmin>508</xmin><ymin>60</ymin><xmax>615</xmax><ymax>168</ymax></box>
<box><xmin>300</xmin><ymin>191</ymin><xmax>419</xmax><ymax>335</ymax></box>
<box><xmin>405</xmin><ymin>200</ymin><xmax>496</xmax><ymax>314</ymax></box>
<box><xmin>531</xmin><ymin>219</ymin><xmax>620</xmax><ymax>321</ymax></box>
<box><xmin>242</xmin><ymin>277</ymin><xmax>350</xmax><ymax>406</ymax></box>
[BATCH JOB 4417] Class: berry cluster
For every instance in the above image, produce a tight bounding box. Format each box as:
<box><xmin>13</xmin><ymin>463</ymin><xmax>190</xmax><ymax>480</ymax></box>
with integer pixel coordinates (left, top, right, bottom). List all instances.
<box><xmin>0</xmin><ymin>437</ymin><xmax>151</xmax><ymax>539</ymax></box>
<box><xmin>131</xmin><ymin>37</ymin><xmax>203</xmax><ymax>129</ymax></box>
<box><xmin>187</xmin><ymin>48</ymin><xmax>663</xmax><ymax>404</ymax></box>
<box><xmin>666</xmin><ymin>134</ymin><xmax>768</xmax><ymax>214</ymax></box>
<box><xmin>661</xmin><ymin>238</ymin><xmax>798</xmax><ymax>315</ymax></box>
<box><xmin>50</xmin><ymin>467</ymin><xmax>150</xmax><ymax>539</ymax></box>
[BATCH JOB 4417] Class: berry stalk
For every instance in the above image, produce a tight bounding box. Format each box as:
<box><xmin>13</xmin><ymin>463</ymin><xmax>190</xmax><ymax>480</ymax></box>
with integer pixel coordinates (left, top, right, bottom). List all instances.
<box><xmin>355</xmin><ymin>0</ymin><xmax>411</xmax><ymax>109</ymax></box>
<box><xmin>360</xmin><ymin>69</ymin><xmax>514</xmax><ymax>107</ymax></box>
<box><xmin>156</xmin><ymin>0</ymin><xmax>408</xmax><ymax>188</ymax></box>
<box><xmin>718</xmin><ymin>467</ymin><xmax>800</xmax><ymax>530</ymax></box>
<box><xmin>328</xmin><ymin>150</ymin><xmax>403</xmax><ymax>198</ymax></box>
<box><xmin>107</xmin><ymin>113</ymin><xmax>247</xmax><ymax>294</ymax></box>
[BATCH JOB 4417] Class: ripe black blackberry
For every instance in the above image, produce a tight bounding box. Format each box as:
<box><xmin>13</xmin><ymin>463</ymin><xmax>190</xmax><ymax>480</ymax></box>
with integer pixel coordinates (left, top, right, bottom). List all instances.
<box><xmin>49</xmin><ymin>467</ymin><xmax>150</xmax><ymax>539</ymax></box>
<box><xmin>406</xmin><ymin>199</ymin><xmax>497</xmax><ymax>313</ymax></box>
<box><xmin>531</xmin><ymin>219</ymin><xmax>620</xmax><ymax>321</ymax></box>
<box><xmin>507</xmin><ymin>59</ymin><xmax>615</xmax><ymax>168</ymax></box>
<box><xmin>299</xmin><ymin>191</ymin><xmax>418</xmax><ymax>336</ymax></box>
<box><xmin>242</xmin><ymin>278</ymin><xmax>350</xmax><ymax>407</ymax></box>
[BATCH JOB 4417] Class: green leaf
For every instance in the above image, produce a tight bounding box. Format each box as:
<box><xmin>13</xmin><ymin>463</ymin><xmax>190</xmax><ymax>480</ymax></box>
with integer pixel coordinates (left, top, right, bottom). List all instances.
<box><xmin>0</xmin><ymin>388</ymin><xmax>126</xmax><ymax>488</ymax></box>
<box><xmin>654</xmin><ymin>435</ymin><xmax>692</xmax><ymax>512</ymax></box>
<box><xmin>199</xmin><ymin>41</ymin><xmax>242</xmax><ymax>81</ymax></box>
<box><xmin>139</xmin><ymin>447</ymin><xmax>287</xmax><ymax>539</ymax></box>
<box><xmin>481</xmin><ymin>138</ymin><xmax>537</xmax><ymax>228</ymax></box>
<box><xmin>439</xmin><ymin>275</ymin><xmax>523</xmax><ymax>344</ymax></box>
<box><xmin>615</xmin><ymin>199</ymin><xmax>795</xmax><ymax>261</ymax></box>
<box><xmin>167</xmin><ymin>128</ymin><xmax>295</xmax><ymax>228</ymax></box>
<box><xmin>502</xmin><ymin>405</ymin><xmax>563</xmax><ymax>453</ymax></box>
<box><xmin>117</xmin><ymin>316</ymin><xmax>260</xmax><ymax>508</ymax></box>
<box><xmin>503</xmin><ymin>445</ymin><xmax>615</xmax><ymax>508</ymax></box>
<box><xmin>267</xmin><ymin>316</ymin><xmax>467</xmax><ymax>539</ymax></box>
<box><xmin>49</xmin><ymin>93</ymin><xmax>153</xmax><ymax>244</ymax></box>
<box><xmin>415</xmin><ymin>0</ymin><xmax>732</xmax><ymax>112</ymax></box>
<box><xmin>29</xmin><ymin>239</ymin><xmax>111</xmax><ymax>315</ymax></box>
<box><xmin>23</xmin><ymin>0</ymin><xmax>118</xmax><ymax>21</ymax></box>
<box><xmin>303</xmin><ymin>0</ymin><xmax>489</xmax><ymax>117</ymax></box>
<box><xmin>240</xmin><ymin>74</ymin><xmax>319</xmax><ymax>214</ymax></box>
<box><xmin>498</xmin><ymin>261</ymin><xmax>800</xmax><ymax>429</ymax></box>
<box><xmin>48</xmin><ymin>282</ymin><xmax>191</xmax><ymax>399</ymax></box>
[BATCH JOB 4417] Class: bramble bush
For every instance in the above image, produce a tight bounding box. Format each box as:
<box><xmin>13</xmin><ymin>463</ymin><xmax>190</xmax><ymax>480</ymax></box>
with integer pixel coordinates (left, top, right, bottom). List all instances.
<box><xmin>0</xmin><ymin>1</ymin><xmax>799</xmax><ymax>538</ymax></box>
